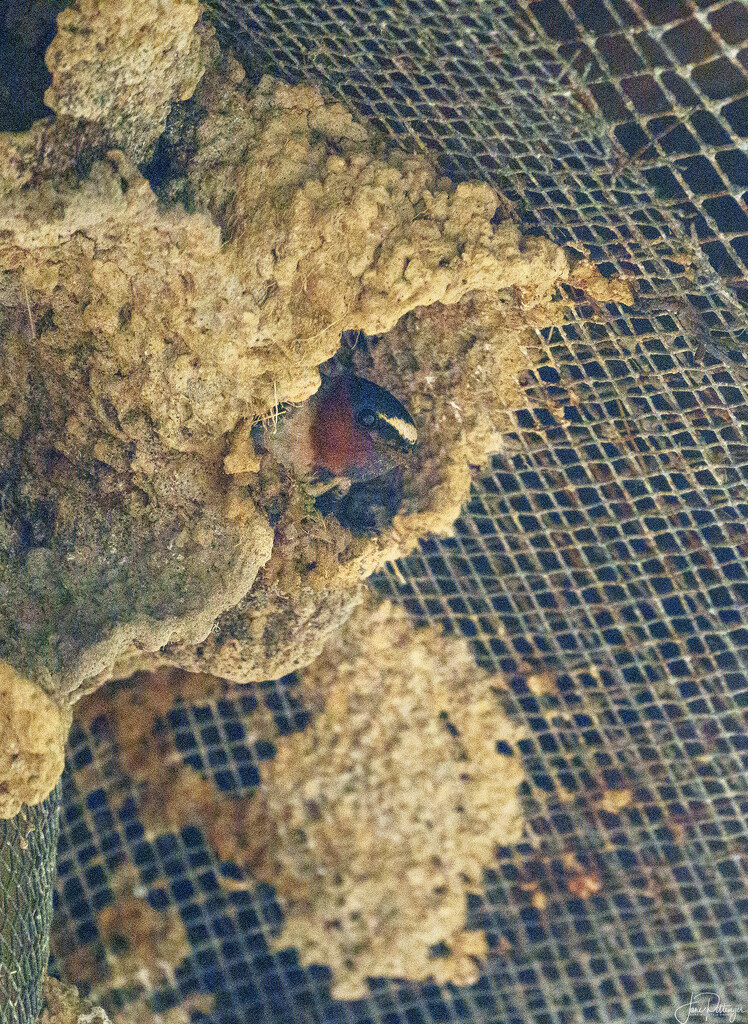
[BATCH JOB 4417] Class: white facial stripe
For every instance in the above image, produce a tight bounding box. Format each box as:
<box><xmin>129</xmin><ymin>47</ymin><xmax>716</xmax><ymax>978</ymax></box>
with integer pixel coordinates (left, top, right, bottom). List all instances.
<box><xmin>378</xmin><ymin>412</ymin><xmax>417</xmax><ymax>444</ymax></box>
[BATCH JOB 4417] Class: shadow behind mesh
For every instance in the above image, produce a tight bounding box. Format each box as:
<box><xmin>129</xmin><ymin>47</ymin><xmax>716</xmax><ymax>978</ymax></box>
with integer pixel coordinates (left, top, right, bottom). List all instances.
<box><xmin>53</xmin><ymin>2</ymin><xmax>748</xmax><ymax>1023</ymax></box>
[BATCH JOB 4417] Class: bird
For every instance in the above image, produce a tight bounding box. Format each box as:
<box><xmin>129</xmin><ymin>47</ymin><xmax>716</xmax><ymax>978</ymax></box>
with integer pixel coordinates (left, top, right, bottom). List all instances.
<box><xmin>254</xmin><ymin>373</ymin><xmax>417</xmax><ymax>495</ymax></box>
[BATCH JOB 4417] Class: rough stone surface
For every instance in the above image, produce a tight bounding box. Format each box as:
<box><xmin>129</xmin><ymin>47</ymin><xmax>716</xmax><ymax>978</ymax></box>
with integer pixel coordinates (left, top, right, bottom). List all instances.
<box><xmin>106</xmin><ymin>585</ymin><xmax>366</xmax><ymax>686</ymax></box>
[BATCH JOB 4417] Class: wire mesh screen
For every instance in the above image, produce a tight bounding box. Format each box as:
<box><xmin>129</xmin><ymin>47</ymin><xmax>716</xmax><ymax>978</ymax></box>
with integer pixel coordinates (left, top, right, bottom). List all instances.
<box><xmin>1</xmin><ymin>790</ymin><xmax>60</xmax><ymax>1024</ymax></box>
<box><xmin>51</xmin><ymin>1</ymin><xmax>748</xmax><ymax>1023</ymax></box>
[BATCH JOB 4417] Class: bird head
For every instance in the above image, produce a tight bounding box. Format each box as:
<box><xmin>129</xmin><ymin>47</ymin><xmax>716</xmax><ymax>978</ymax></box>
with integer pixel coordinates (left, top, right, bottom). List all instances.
<box><xmin>327</xmin><ymin>374</ymin><xmax>417</xmax><ymax>481</ymax></box>
<box><xmin>257</xmin><ymin>373</ymin><xmax>417</xmax><ymax>487</ymax></box>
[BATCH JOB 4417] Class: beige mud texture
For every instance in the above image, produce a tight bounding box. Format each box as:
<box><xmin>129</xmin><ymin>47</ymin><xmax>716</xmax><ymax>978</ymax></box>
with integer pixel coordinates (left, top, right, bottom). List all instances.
<box><xmin>0</xmin><ymin>0</ymin><xmax>627</xmax><ymax>809</ymax></box>
<box><xmin>0</xmin><ymin>661</ymin><xmax>70</xmax><ymax>817</ymax></box>
<box><xmin>259</xmin><ymin>598</ymin><xmax>527</xmax><ymax>998</ymax></box>
<box><xmin>73</xmin><ymin>598</ymin><xmax>526</xmax><ymax>1000</ymax></box>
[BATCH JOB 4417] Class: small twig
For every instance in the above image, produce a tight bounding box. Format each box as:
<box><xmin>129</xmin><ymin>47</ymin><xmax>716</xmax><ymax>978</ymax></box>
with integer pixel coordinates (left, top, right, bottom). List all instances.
<box><xmin>387</xmin><ymin>560</ymin><xmax>407</xmax><ymax>586</ymax></box>
<box><xmin>611</xmin><ymin>108</ymin><xmax>698</xmax><ymax>184</ymax></box>
<box><xmin>296</xmin><ymin>313</ymin><xmax>348</xmax><ymax>347</ymax></box>
<box><xmin>271</xmin><ymin>379</ymin><xmax>279</xmax><ymax>434</ymax></box>
<box><xmin>641</xmin><ymin>294</ymin><xmax>748</xmax><ymax>372</ymax></box>
<box><xmin>21</xmin><ymin>283</ymin><xmax>36</xmax><ymax>341</ymax></box>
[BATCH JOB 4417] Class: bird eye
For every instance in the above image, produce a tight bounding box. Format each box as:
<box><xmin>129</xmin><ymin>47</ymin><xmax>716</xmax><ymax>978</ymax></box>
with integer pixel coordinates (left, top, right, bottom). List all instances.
<box><xmin>357</xmin><ymin>409</ymin><xmax>377</xmax><ymax>428</ymax></box>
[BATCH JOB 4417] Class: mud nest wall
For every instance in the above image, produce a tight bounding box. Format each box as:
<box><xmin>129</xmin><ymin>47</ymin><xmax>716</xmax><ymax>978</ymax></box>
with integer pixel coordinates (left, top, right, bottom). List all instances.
<box><xmin>7</xmin><ymin>0</ymin><xmax>748</xmax><ymax>1023</ymax></box>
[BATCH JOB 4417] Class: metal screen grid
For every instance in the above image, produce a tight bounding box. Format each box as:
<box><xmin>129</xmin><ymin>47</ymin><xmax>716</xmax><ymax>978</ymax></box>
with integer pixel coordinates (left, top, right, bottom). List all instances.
<box><xmin>50</xmin><ymin>1</ymin><xmax>748</xmax><ymax>1023</ymax></box>
<box><xmin>1</xmin><ymin>792</ymin><xmax>59</xmax><ymax>1024</ymax></box>
<box><xmin>529</xmin><ymin>0</ymin><xmax>748</xmax><ymax>294</ymax></box>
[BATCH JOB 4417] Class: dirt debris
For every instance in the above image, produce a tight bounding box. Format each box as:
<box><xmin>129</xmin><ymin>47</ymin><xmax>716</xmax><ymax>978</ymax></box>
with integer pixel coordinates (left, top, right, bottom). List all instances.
<box><xmin>525</xmin><ymin>670</ymin><xmax>559</xmax><ymax>697</ymax></box>
<box><xmin>106</xmin><ymin>995</ymin><xmax>215</xmax><ymax>1024</ymax></box>
<box><xmin>568</xmin><ymin>257</ymin><xmax>634</xmax><ymax>306</ymax></box>
<box><xmin>49</xmin><ymin>858</ymin><xmax>211</xmax><ymax>1024</ymax></box>
<box><xmin>75</xmin><ymin>666</ymin><xmax>279</xmax><ymax>859</ymax></box>
<box><xmin>95</xmin><ymin>866</ymin><xmax>191</xmax><ymax>997</ymax></box>
<box><xmin>599</xmin><ymin>788</ymin><xmax>633</xmax><ymax>814</ymax></box>
<box><xmin>39</xmin><ymin>977</ymin><xmax>110</xmax><ymax>1024</ymax></box>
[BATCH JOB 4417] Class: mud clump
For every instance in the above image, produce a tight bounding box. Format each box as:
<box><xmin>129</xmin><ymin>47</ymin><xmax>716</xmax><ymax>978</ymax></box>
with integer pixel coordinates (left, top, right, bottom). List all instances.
<box><xmin>40</xmin><ymin>977</ymin><xmax>110</xmax><ymax>1024</ymax></box>
<box><xmin>0</xmin><ymin>660</ymin><xmax>70</xmax><ymax>818</ymax></box>
<box><xmin>73</xmin><ymin>599</ymin><xmax>526</xmax><ymax>1000</ymax></box>
<box><xmin>259</xmin><ymin>598</ymin><xmax>526</xmax><ymax>997</ymax></box>
<box><xmin>44</xmin><ymin>0</ymin><xmax>211</xmax><ymax>163</ymax></box>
